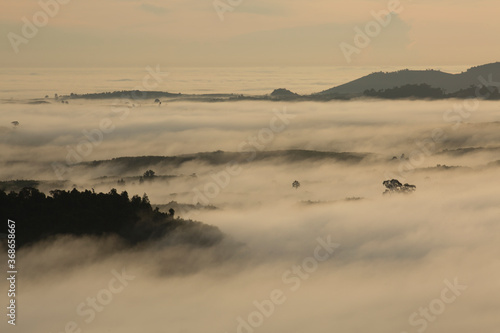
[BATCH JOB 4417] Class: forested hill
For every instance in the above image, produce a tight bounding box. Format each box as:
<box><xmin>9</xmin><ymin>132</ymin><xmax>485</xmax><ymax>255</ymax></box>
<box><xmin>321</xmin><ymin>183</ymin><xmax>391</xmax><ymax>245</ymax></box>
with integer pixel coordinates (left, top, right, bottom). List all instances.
<box><xmin>319</xmin><ymin>62</ymin><xmax>500</xmax><ymax>95</ymax></box>
<box><xmin>0</xmin><ymin>188</ymin><xmax>223</xmax><ymax>249</ymax></box>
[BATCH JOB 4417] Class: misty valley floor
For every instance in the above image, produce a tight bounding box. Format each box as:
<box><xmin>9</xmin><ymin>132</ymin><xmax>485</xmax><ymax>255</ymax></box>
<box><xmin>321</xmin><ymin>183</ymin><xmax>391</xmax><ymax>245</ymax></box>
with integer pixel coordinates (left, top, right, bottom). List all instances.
<box><xmin>1</xmin><ymin>99</ymin><xmax>500</xmax><ymax>332</ymax></box>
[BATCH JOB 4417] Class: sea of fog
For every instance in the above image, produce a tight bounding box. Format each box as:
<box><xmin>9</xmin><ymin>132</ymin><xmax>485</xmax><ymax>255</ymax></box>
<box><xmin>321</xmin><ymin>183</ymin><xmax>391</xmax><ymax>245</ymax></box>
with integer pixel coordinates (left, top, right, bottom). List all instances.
<box><xmin>0</xmin><ymin>65</ymin><xmax>471</xmax><ymax>99</ymax></box>
<box><xmin>0</xmin><ymin>68</ymin><xmax>499</xmax><ymax>333</ymax></box>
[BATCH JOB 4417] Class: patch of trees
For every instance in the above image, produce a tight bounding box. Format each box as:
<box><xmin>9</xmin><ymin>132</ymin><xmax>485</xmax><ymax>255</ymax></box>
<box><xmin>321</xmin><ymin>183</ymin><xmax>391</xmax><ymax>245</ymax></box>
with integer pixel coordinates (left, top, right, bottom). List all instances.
<box><xmin>0</xmin><ymin>187</ymin><xmax>223</xmax><ymax>249</ymax></box>
<box><xmin>383</xmin><ymin>179</ymin><xmax>416</xmax><ymax>195</ymax></box>
<box><xmin>64</xmin><ymin>90</ymin><xmax>180</xmax><ymax>100</ymax></box>
<box><xmin>139</xmin><ymin>169</ymin><xmax>156</xmax><ymax>184</ymax></box>
<box><xmin>364</xmin><ymin>84</ymin><xmax>445</xmax><ymax>99</ymax></box>
<box><xmin>448</xmin><ymin>85</ymin><xmax>500</xmax><ymax>99</ymax></box>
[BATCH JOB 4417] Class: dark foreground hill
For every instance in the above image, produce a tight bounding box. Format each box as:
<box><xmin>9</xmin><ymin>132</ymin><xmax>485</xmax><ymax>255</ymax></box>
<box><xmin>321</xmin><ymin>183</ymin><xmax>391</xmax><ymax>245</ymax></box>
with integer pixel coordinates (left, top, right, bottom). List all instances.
<box><xmin>0</xmin><ymin>187</ymin><xmax>223</xmax><ymax>249</ymax></box>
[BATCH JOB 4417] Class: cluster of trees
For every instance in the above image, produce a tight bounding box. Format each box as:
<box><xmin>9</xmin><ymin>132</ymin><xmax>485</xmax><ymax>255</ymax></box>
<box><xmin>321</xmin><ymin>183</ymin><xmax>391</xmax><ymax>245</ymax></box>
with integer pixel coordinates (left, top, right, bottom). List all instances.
<box><xmin>364</xmin><ymin>83</ymin><xmax>500</xmax><ymax>100</ymax></box>
<box><xmin>0</xmin><ymin>187</ymin><xmax>222</xmax><ymax>249</ymax></box>
<box><xmin>448</xmin><ymin>85</ymin><xmax>500</xmax><ymax>99</ymax></box>
<box><xmin>364</xmin><ymin>84</ymin><xmax>445</xmax><ymax>99</ymax></box>
<box><xmin>63</xmin><ymin>90</ymin><xmax>180</xmax><ymax>100</ymax></box>
<box><xmin>383</xmin><ymin>179</ymin><xmax>416</xmax><ymax>195</ymax></box>
<box><xmin>139</xmin><ymin>169</ymin><xmax>156</xmax><ymax>184</ymax></box>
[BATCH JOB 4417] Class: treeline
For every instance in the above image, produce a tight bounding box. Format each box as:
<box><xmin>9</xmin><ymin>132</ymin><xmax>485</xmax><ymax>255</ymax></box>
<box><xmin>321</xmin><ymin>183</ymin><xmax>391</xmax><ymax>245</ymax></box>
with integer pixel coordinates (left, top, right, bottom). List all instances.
<box><xmin>0</xmin><ymin>188</ymin><xmax>223</xmax><ymax>248</ymax></box>
<box><xmin>65</xmin><ymin>90</ymin><xmax>181</xmax><ymax>99</ymax></box>
<box><xmin>364</xmin><ymin>83</ymin><xmax>500</xmax><ymax>99</ymax></box>
<box><xmin>364</xmin><ymin>84</ymin><xmax>445</xmax><ymax>99</ymax></box>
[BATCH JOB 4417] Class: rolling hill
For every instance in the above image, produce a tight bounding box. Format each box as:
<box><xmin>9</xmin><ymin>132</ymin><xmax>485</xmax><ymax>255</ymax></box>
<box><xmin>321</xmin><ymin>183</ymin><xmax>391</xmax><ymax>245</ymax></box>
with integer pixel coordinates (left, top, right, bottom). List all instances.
<box><xmin>318</xmin><ymin>62</ymin><xmax>500</xmax><ymax>95</ymax></box>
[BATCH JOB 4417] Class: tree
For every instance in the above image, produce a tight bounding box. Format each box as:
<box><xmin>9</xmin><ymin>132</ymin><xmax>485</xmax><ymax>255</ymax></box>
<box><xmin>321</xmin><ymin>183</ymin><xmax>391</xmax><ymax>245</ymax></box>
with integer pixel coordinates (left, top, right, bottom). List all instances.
<box><xmin>143</xmin><ymin>170</ymin><xmax>156</xmax><ymax>178</ymax></box>
<box><xmin>383</xmin><ymin>179</ymin><xmax>416</xmax><ymax>195</ymax></box>
<box><xmin>168</xmin><ymin>208</ymin><xmax>175</xmax><ymax>218</ymax></box>
<box><xmin>292</xmin><ymin>180</ymin><xmax>301</xmax><ymax>189</ymax></box>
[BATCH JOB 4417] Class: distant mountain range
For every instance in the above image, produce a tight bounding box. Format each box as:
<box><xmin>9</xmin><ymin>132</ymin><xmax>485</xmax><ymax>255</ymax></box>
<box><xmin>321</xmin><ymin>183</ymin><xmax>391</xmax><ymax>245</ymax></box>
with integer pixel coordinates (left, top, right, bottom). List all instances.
<box><xmin>55</xmin><ymin>62</ymin><xmax>500</xmax><ymax>102</ymax></box>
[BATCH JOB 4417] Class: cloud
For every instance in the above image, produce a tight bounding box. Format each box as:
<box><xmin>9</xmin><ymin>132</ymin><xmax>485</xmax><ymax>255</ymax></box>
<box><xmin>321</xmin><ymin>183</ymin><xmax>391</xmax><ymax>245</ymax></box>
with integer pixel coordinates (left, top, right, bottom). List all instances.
<box><xmin>1</xmin><ymin>97</ymin><xmax>500</xmax><ymax>332</ymax></box>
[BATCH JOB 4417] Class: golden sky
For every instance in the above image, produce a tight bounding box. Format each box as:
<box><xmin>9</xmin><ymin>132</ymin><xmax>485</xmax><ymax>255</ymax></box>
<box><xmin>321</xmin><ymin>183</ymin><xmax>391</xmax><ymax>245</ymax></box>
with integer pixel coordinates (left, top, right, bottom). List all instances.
<box><xmin>1</xmin><ymin>0</ymin><xmax>498</xmax><ymax>67</ymax></box>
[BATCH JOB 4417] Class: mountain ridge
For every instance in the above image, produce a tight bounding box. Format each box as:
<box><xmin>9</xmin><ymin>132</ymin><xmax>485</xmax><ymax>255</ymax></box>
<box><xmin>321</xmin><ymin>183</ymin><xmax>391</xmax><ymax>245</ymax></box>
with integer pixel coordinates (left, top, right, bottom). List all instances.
<box><xmin>319</xmin><ymin>62</ymin><xmax>500</xmax><ymax>95</ymax></box>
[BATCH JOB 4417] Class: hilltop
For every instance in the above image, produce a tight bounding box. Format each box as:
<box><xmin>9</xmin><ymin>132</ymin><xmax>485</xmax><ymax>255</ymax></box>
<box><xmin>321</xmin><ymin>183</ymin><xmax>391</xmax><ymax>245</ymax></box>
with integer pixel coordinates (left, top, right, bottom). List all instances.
<box><xmin>319</xmin><ymin>62</ymin><xmax>500</xmax><ymax>95</ymax></box>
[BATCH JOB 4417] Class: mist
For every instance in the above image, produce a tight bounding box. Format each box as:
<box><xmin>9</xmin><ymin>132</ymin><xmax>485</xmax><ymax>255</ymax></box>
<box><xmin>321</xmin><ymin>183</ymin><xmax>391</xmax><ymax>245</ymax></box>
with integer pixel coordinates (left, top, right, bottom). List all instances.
<box><xmin>1</xmin><ymin>98</ymin><xmax>500</xmax><ymax>333</ymax></box>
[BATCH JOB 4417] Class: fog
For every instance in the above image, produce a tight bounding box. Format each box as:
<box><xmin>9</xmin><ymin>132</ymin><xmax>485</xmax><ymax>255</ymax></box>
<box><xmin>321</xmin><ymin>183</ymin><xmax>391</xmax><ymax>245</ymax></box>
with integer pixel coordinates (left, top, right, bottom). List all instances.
<box><xmin>1</xmin><ymin>99</ymin><xmax>500</xmax><ymax>333</ymax></box>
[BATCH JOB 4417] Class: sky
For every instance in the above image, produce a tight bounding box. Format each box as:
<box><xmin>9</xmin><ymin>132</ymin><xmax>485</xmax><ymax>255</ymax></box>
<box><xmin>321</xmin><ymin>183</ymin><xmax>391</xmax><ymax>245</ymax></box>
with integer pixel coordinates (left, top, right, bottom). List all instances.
<box><xmin>1</xmin><ymin>0</ymin><xmax>499</xmax><ymax>67</ymax></box>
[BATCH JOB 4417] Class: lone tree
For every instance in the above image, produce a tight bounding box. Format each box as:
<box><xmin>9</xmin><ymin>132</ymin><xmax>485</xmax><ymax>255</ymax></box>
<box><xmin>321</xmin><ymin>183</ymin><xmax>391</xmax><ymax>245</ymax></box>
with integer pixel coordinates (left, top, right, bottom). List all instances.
<box><xmin>292</xmin><ymin>180</ymin><xmax>301</xmax><ymax>189</ymax></box>
<box><xmin>383</xmin><ymin>179</ymin><xmax>416</xmax><ymax>195</ymax></box>
<box><xmin>168</xmin><ymin>208</ymin><xmax>175</xmax><ymax>218</ymax></box>
<box><xmin>143</xmin><ymin>170</ymin><xmax>156</xmax><ymax>178</ymax></box>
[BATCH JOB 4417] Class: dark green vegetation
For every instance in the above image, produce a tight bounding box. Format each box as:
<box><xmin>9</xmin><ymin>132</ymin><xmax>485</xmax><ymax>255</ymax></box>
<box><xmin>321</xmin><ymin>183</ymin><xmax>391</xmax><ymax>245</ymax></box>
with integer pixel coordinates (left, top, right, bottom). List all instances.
<box><xmin>364</xmin><ymin>84</ymin><xmax>445</xmax><ymax>99</ymax></box>
<box><xmin>0</xmin><ymin>188</ymin><xmax>223</xmax><ymax>249</ymax></box>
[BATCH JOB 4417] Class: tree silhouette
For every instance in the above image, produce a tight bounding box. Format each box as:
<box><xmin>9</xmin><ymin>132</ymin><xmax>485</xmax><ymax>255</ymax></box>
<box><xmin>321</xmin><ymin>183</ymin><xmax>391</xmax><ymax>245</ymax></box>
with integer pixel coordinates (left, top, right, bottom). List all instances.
<box><xmin>292</xmin><ymin>180</ymin><xmax>301</xmax><ymax>189</ymax></box>
<box><xmin>0</xmin><ymin>187</ymin><xmax>222</xmax><ymax>248</ymax></box>
<box><xmin>143</xmin><ymin>170</ymin><xmax>156</xmax><ymax>178</ymax></box>
<box><xmin>364</xmin><ymin>84</ymin><xmax>444</xmax><ymax>99</ymax></box>
<box><xmin>383</xmin><ymin>179</ymin><xmax>416</xmax><ymax>194</ymax></box>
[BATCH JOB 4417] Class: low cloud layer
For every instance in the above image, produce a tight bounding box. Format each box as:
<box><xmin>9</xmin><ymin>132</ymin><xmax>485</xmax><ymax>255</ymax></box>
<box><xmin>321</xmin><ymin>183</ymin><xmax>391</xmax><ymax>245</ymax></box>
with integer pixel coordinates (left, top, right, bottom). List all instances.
<box><xmin>1</xmin><ymin>99</ymin><xmax>500</xmax><ymax>332</ymax></box>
